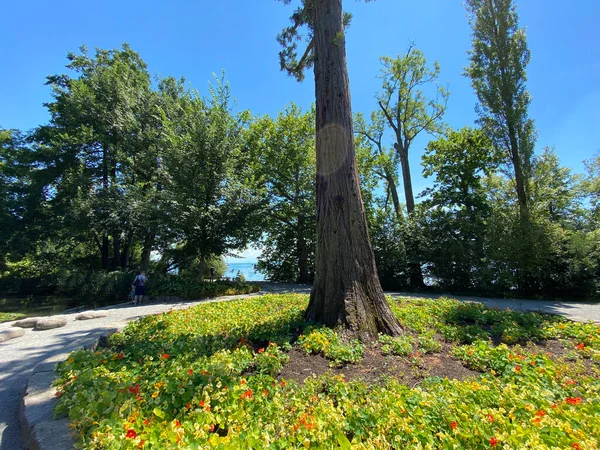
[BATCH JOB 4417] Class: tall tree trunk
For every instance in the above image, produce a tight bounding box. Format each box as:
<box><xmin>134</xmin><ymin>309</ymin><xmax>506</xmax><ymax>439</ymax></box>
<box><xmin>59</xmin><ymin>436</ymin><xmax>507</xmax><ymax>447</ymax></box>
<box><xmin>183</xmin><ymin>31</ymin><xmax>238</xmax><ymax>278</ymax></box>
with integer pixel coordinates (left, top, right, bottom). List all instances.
<box><xmin>396</xmin><ymin>145</ymin><xmax>415</xmax><ymax>214</ymax></box>
<box><xmin>394</xmin><ymin>145</ymin><xmax>424</xmax><ymax>288</ymax></box>
<box><xmin>306</xmin><ymin>0</ymin><xmax>402</xmax><ymax>340</ymax></box>
<box><xmin>385</xmin><ymin>173</ymin><xmax>404</xmax><ymax>223</ymax></box>
<box><xmin>120</xmin><ymin>234</ymin><xmax>132</xmax><ymax>268</ymax></box>
<box><xmin>297</xmin><ymin>215</ymin><xmax>310</xmax><ymax>283</ymax></box>
<box><xmin>508</xmin><ymin>129</ymin><xmax>530</xmax><ymax>223</ymax></box>
<box><xmin>111</xmin><ymin>236</ymin><xmax>120</xmax><ymax>271</ymax></box>
<box><xmin>140</xmin><ymin>230</ymin><xmax>155</xmax><ymax>272</ymax></box>
<box><xmin>101</xmin><ymin>236</ymin><xmax>109</xmax><ymax>270</ymax></box>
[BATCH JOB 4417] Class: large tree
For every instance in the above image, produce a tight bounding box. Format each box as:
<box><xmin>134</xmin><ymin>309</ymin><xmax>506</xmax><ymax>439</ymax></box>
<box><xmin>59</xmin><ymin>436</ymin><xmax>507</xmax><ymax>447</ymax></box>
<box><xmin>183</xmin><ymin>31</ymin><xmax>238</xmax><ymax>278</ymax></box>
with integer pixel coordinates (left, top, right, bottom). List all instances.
<box><xmin>376</xmin><ymin>45</ymin><xmax>449</xmax><ymax>215</ymax></box>
<box><xmin>278</xmin><ymin>0</ymin><xmax>402</xmax><ymax>338</ymax></box>
<box><xmin>465</xmin><ymin>0</ymin><xmax>535</xmax><ymax>222</ymax></box>
<box><xmin>250</xmin><ymin>104</ymin><xmax>316</xmax><ymax>283</ymax></box>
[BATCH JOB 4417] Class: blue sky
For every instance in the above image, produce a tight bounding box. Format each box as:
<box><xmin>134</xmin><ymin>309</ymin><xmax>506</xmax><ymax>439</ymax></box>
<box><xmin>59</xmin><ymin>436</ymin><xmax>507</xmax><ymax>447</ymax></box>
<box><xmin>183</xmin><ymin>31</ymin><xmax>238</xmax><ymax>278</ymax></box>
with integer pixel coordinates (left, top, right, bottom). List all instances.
<box><xmin>1</xmin><ymin>0</ymin><xmax>599</xmax><ymax>263</ymax></box>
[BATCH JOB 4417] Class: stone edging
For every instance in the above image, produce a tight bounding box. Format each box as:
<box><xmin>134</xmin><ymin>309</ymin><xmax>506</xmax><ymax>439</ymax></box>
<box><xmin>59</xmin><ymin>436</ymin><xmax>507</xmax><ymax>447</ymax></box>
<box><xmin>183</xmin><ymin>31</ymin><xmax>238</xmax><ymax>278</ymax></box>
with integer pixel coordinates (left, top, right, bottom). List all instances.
<box><xmin>20</xmin><ymin>321</ymin><xmax>129</xmax><ymax>450</ymax></box>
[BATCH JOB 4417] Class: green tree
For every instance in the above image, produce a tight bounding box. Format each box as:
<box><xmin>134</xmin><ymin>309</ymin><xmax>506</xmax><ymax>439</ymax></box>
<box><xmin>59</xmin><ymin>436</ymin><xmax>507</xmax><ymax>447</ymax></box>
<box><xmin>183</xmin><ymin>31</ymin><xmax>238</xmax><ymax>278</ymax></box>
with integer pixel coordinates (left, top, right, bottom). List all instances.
<box><xmin>36</xmin><ymin>44</ymin><xmax>153</xmax><ymax>270</ymax></box>
<box><xmin>278</xmin><ymin>0</ymin><xmax>402</xmax><ymax>338</ymax></box>
<box><xmin>376</xmin><ymin>45</ymin><xmax>449</xmax><ymax>215</ymax></box>
<box><xmin>158</xmin><ymin>75</ymin><xmax>263</xmax><ymax>275</ymax></box>
<box><xmin>250</xmin><ymin>104</ymin><xmax>316</xmax><ymax>283</ymax></box>
<box><xmin>465</xmin><ymin>0</ymin><xmax>535</xmax><ymax>222</ymax></box>
<box><xmin>420</xmin><ymin>127</ymin><xmax>498</xmax><ymax>290</ymax></box>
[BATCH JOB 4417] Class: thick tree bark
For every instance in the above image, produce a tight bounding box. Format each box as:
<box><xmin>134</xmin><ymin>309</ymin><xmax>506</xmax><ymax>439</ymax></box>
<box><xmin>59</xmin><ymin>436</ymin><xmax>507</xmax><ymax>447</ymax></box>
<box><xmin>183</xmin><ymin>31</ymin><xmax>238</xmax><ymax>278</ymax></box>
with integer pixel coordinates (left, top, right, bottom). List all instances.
<box><xmin>306</xmin><ymin>0</ymin><xmax>402</xmax><ymax>340</ymax></box>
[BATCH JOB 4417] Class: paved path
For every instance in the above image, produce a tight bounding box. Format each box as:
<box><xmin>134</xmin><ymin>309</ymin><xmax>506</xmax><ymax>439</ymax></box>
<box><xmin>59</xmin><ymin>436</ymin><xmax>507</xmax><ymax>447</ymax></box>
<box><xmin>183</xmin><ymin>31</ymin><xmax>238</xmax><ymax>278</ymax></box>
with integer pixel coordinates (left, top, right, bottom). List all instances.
<box><xmin>1</xmin><ymin>284</ymin><xmax>598</xmax><ymax>449</ymax></box>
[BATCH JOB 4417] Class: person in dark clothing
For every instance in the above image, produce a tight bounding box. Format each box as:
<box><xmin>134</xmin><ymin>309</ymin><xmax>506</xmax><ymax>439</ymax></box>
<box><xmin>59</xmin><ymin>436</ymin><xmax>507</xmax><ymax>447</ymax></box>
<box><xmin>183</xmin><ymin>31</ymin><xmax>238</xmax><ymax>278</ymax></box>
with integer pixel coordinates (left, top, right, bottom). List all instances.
<box><xmin>133</xmin><ymin>271</ymin><xmax>147</xmax><ymax>305</ymax></box>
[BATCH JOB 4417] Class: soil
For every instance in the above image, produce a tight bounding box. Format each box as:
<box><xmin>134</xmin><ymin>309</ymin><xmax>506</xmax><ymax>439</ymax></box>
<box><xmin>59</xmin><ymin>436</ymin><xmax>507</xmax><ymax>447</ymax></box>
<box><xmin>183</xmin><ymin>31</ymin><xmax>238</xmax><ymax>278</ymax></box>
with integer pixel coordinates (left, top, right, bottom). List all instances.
<box><xmin>279</xmin><ymin>338</ymin><xmax>599</xmax><ymax>387</ymax></box>
<box><xmin>279</xmin><ymin>341</ymin><xmax>479</xmax><ymax>387</ymax></box>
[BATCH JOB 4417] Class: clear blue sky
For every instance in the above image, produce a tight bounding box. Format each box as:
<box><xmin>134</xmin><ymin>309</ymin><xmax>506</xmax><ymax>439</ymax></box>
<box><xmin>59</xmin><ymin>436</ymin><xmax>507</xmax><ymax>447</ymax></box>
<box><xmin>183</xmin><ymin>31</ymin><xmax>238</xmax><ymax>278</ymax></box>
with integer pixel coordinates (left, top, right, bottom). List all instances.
<box><xmin>1</xmin><ymin>0</ymin><xmax>599</xmax><ymax>262</ymax></box>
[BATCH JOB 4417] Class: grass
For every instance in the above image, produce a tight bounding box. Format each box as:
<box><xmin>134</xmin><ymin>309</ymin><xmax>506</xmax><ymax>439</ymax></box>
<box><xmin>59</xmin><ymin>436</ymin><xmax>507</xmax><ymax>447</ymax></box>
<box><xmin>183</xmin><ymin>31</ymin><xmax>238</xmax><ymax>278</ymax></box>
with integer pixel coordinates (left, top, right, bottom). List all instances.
<box><xmin>54</xmin><ymin>294</ymin><xmax>600</xmax><ymax>449</ymax></box>
<box><xmin>0</xmin><ymin>311</ymin><xmax>26</xmax><ymax>323</ymax></box>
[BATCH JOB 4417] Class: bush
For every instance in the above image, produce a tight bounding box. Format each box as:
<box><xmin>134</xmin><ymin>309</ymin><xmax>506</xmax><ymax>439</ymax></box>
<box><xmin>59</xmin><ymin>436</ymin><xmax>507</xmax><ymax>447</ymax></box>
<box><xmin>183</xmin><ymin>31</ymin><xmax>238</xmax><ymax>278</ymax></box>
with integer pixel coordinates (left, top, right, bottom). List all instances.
<box><xmin>148</xmin><ymin>274</ymin><xmax>260</xmax><ymax>299</ymax></box>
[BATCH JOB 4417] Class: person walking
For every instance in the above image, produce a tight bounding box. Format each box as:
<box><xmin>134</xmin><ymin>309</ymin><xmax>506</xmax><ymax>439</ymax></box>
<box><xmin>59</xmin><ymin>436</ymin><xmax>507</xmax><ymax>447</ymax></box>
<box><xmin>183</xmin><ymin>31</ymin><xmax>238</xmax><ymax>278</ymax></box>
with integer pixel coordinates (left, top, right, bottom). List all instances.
<box><xmin>132</xmin><ymin>271</ymin><xmax>147</xmax><ymax>305</ymax></box>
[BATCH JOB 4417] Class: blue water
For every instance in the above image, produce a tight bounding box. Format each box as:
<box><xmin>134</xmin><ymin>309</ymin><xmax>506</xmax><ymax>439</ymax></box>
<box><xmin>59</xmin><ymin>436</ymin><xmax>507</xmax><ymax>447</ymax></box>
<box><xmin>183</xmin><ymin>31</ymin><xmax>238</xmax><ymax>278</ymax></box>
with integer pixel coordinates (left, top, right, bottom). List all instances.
<box><xmin>225</xmin><ymin>262</ymin><xmax>265</xmax><ymax>282</ymax></box>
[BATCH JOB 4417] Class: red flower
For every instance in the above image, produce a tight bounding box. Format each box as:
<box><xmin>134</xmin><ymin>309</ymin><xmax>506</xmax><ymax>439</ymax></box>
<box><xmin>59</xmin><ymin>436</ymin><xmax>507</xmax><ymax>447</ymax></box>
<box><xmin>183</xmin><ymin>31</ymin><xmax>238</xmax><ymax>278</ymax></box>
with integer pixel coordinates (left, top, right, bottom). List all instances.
<box><xmin>128</xmin><ymin>384</ymin><xmax>140</xmax><ymax>395</ymax></box>
<box><xmin>515</xmin><ymin>365</ymin><xmax>521</xmax><ymax>372</ymax></box>
<box><xmin>572</xmin><ymin>444</ymin><xmax>581</xmax><ymax>450</ymax></box>
<box><xmin>490</xmin><ymin>437</ymin><xmax>498</xmax><ymax>447</ymax></box>
<box><xmin>137</xmin><ymin>440</ymin><xmax>145</xmax><ymax>448</ymax></box>
<box><xmin>262</xmin><ymin>389</ymin><xmax>268</xmax><ymax>396</ymax></box>
<box><xmin>199</xmin><ymin>400</ymin><xmax>205</xmax><ymax>407</ymax></box>
<box><xmin>240</xmin><ymin>380</ymin><xmax>246</xmax><ymax>385</ymax></box>
<box><xmin>174</xmin><ymin>419</ymin><xmax>181</xmax><ymax>427</ymax></box>
<box><xmin>486</xmin><ymin>414</ymin><xmax>494</xmax><ymax>423</ymax></box>
<box><xmin>161</xmin><ymin>353</ymin><xmax>169</xmax><ymax>359</ymax></box>
<box><xmin>281</xmin><ymin>380</ymin><xmax>287</xmax><ymax>387</ymax></box>
<box><xmin>451</xmin><ymin>421</ymin><xmax>458</xmax><ymax>430</ymax></box>
<box><xmin>185</xmin><ymin>402</ymin><xmax>191</xmax><ymax>410</ymax></box>
<box><xmin>126</xmin><ymin>429</ymin><xmax>137</xmax><ymax>439</ymax></box>
<box><xmin>240</xmin><ymin>389</ymin><xmax>253</xmax><ymax>400</ymax></box>
<box><xmin>117</xmin><ymin>352</ymin><xmax>124</xmax><ymax>360</ymax></box>
<box><xmin>143</xmin><ymin>419</ymin><xmax>149</xmax><ymax>426</ymax></box>
<box><xmin>209</xmin><ymin>424</ymin><xmax>215</xmax><ymax>432</ymax></box>
<box><xmin>535</xmin><ymin>410</ymin><xmax>546</xmax><ymax>417</ymax></box>
<box><xmin>566</xmin><ymin>397</ymin><xmax>582</xmax><ymax>405</ymax></box>
<box><xmin>575</xmin><ymin>343</ymin><xmax>585</xmax><ymax>351</ymax></box>
<box><xmin>258</xmin><ymin>348</ymin><xmax>265</xmax><ymax>354</ymax></box>
<box><xmin>187</xmin><ymin>369</ymin><xmax>193</xmax><ymax>376</ymax></box>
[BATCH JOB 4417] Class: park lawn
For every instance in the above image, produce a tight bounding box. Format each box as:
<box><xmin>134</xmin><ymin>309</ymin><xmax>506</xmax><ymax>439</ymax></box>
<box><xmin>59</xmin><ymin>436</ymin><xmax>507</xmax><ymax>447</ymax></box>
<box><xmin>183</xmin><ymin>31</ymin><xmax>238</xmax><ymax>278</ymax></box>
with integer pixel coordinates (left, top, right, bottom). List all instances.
<box><xmin>0</xmin><ymin>311</ymin><xmax>25</xmax><ymax>323</ymax></box>
<box><xmin>55</xmin><ymin>294</ymin><xmax>600</xmax><ymax>449</ymax></box>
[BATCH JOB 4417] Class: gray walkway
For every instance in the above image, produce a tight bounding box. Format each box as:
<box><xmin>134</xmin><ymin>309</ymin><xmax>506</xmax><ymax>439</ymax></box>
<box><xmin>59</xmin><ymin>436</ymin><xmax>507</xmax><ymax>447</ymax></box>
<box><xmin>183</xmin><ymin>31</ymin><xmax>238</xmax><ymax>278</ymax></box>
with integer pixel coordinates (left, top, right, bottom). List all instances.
<box><xmin>1</xmin><ymin>285</ymin><xmax>598</xmax><ymax>449</ymax></box>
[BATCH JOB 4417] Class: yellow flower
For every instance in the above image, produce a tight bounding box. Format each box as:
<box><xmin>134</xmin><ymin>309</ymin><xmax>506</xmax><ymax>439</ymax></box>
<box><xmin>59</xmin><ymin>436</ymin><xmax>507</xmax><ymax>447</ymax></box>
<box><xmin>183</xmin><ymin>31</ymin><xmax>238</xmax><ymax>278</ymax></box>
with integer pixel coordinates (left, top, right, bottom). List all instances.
<box><xmin>152</xmin><ymin>391</ymin><xmax>159</xmax><ymax>398</ymax></box>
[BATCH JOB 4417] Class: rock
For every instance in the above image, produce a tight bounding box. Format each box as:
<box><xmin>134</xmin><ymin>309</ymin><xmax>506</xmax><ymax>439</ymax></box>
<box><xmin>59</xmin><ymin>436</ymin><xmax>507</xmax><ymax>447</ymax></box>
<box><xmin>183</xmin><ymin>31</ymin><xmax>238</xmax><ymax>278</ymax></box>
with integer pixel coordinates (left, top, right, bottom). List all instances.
<box><xmin>34</xmin><ymin>316</ymin><xmax>68</xmax><ymax>330</ymax></box>
<box><xmin>0</xmin><ymin>328</ymin><xmax>25</xmax><ymax>343</ymax></box>
<box><xmin>13</xmin><ymin>317</ymin><xmax>40</xmax><ymax>328</ymax></box>
<box><xmin>74</xmin><ymin>311</ymin><xmax>108</xmax><ymax>320</ymax></box>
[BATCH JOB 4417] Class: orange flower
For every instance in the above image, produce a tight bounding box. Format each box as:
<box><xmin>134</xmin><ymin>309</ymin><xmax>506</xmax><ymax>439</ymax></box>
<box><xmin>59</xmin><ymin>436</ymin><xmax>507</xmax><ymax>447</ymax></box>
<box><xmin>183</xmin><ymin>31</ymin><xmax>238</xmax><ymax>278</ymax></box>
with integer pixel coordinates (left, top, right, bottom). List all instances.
<box><xmin>486</xmin><ymin>414</ymin><xmax>494</xmax><ymax>423</ymax></box>
<box><xmin>143</xmin><ymin>419</ymin><xmax>149</xmax><ymax>426</ymax></box>
<box><xmin>199</xmin><ymin>400</ymin><xmax>205</xmax><ymax>407</ymax></box>
<box><xmin>240</xmin><ymin>389</ymin><xmax>253</xmax><ymax>400</ymax></box>
<box><xmin>572</xmin><ymin>444</ymin><xmax>581</xmax><ymax>450</ymax></box>
<box><xmin>209</xmin><ymin>424</ymin><xmax>215</xmax><ymax>432</ymax></box>
<box><xmin>490</xmin><ymin>437</ymin><xmax>498</xmax><ymax>446</ymax></box>
<box><xmin>451</xmin><ymin>421</ymin><xmax>458</xmax><ymax>430</ymax></box>
<box><xmin>515</xmin><ymin>365</ymin><xmax>521</xmax><ymax>372</ymax></box>
<box><xmin>187</xmin><ymin>369</ymin><xmax>193</xmax><ymax>376</ymax></box>
<box><xmin>566</xmin><ymin>397</ymin><xmax>582</xmax><ymax>405</ymax></box>
<box><xmin>126</xmin><ymin>429</ymin><xmax>137</xmax><ymax>439</ymax></box>
<box><xmin>535</xmin><ymin>410</ymin><xmax>546</xmax><ymax>417</ymax></box>
<box><xmin>575</xmin><ymin>343</ymin><xmax>585</xmax><ymax>351</ymax></box>
<box><xmin>161</xmin><ymin>353</ymin><xmax>169</xmax><ymax>359</ymax></box>
<box><xmin>258</xmin><ymin>348</ymin><xmax>265</xmax><ymax>354</ymax></box>
<box><xmin>281</xmin><ymin>380</ymin><xmax>287</xmax><ymax>387</ymax></box>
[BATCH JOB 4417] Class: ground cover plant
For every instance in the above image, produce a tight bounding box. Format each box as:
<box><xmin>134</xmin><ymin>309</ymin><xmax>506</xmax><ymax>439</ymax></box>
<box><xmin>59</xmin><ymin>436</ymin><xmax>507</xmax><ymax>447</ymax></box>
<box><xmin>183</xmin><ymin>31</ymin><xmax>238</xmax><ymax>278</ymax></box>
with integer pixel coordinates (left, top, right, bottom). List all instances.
<box><xmin>55</xmin><ymin>295</ymin><xmax>600</xmax><ymax>449</ymax></box>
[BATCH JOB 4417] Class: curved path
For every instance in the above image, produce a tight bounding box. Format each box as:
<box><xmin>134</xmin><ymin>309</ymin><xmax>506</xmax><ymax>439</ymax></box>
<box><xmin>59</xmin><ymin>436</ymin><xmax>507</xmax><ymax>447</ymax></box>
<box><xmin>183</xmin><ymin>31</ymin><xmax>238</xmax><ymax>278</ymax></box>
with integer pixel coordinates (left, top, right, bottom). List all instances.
<box><xmin>1</xmin><ymin>284</ymin><xmax>598</xmax><ymax>449</ymax></box>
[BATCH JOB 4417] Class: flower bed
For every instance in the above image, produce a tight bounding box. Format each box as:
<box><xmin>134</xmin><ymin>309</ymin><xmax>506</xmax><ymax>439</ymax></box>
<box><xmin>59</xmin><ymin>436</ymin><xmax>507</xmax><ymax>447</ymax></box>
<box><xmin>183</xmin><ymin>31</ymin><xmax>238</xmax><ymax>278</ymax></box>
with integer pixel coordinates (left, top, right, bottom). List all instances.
<box><xmin>54</xmin><ymin>295</ymin><xmax>600</xmax><ymax>449</ymax></box>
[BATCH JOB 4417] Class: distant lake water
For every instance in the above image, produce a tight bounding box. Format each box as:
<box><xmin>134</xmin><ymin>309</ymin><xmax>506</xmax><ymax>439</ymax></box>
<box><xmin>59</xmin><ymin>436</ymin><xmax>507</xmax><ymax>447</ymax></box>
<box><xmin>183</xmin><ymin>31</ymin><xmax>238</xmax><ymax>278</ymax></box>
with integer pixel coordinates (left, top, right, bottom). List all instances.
<box><xmin>225</xmin><ymin>262</ymin><xmax>265</xmax><ymax>282</ymax></box>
